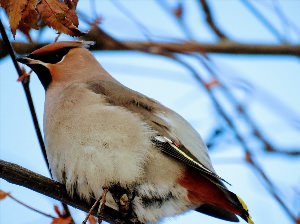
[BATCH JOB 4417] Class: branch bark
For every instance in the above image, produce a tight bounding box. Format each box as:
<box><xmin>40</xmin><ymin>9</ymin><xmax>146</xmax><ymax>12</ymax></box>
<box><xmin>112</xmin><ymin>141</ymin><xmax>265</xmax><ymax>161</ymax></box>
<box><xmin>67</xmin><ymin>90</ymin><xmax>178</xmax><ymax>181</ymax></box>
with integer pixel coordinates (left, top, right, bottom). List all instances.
<box><xmin>1</xmin><ymin>39</ymin><xmax>300</xmax><ymax>59</ymax></box>
<box><xmin>0</xmin><ymin>159</ymin><xmax>138</xmax><ymax>224</ymax></box>
<box><xmin>1</xmin><ymin>23</ymin><xmax>299</xmax><ymax>58</ymax></box>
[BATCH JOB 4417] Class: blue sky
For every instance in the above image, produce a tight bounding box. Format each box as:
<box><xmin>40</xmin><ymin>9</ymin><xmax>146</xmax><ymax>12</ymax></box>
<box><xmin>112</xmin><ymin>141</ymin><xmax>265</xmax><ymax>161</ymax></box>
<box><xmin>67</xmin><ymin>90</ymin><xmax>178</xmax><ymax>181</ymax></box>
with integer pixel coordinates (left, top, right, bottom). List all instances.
<box><xmin>1</xmin><ymin>1</ymin><xmax>300</xmax><ymax>224</ymax></box>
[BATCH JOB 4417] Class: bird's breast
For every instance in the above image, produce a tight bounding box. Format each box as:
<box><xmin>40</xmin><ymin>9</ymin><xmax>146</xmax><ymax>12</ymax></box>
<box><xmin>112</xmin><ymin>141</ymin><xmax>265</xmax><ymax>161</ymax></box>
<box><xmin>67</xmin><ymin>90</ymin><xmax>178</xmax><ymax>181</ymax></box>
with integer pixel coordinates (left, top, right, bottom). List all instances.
<box><xmin>43</xmin><ymin>84</ymin><xmax>194</xmax><ymax>222</ymax></box>
<box><xmin>44</xmin><ymin>84</ymin><xmax>157</xmax><ymax>196</ymax></box>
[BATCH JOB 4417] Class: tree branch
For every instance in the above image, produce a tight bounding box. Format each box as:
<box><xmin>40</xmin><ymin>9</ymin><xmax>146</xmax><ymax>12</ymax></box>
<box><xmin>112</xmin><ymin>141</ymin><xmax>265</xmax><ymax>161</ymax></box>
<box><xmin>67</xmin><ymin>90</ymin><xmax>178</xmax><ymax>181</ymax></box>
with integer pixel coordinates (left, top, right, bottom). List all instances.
<box><xmin>240</xmin><ymin>0</ymin><xmax>285</xmax><ymax>43</ymax></box>
<box><xmin>1</xmin><ymin>38</ymin><xmax>300</xmax><ymax>59</ymax></box>
<box><xmin>198</xmin><ymin>0</ymin><xmax>228</xmax><ymax>40</ymax></box>
<box><xmin>1</xmin><ymin>21</ymin><xmax>299</xmax><ymax>58</ymax></box>
<box><xmin>0</xmin><ymin>159</ymin><xmax>138</xmax><ymax>224</ymax></box>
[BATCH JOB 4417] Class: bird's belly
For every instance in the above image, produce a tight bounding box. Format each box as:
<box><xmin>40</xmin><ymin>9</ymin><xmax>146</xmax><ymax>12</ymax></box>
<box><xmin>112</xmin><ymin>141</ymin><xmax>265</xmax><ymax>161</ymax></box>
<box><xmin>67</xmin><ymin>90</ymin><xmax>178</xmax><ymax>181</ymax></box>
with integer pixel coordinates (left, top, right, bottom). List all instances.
<box><xmin>44</xmin><ymin>103</ymin><xmax>193</xmax><ymax>222</ymax></box>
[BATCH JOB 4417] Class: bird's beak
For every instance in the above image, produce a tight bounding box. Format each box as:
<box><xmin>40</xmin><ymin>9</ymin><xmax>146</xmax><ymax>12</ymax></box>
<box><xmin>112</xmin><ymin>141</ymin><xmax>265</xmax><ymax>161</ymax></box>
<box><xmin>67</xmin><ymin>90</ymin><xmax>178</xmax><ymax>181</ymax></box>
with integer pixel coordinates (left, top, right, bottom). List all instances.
<box><xmin>16</xmin><ymin>56</ymin><xmax>41</xmax><ymax>65</ymax></box>
<box><xmin>16</xmin><ymin>56</ymin><xmax>31</xmax><ymax>64</ymax></box>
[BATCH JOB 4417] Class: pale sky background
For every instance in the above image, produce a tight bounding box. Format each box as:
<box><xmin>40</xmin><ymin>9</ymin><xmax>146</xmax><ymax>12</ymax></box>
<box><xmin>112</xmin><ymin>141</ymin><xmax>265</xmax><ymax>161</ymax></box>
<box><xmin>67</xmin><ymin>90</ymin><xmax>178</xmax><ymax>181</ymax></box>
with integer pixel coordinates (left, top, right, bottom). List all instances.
<box><xmin>1</xmin><ymin>0</ymin><xmax>300</xmax><ymax>224</ymax></box>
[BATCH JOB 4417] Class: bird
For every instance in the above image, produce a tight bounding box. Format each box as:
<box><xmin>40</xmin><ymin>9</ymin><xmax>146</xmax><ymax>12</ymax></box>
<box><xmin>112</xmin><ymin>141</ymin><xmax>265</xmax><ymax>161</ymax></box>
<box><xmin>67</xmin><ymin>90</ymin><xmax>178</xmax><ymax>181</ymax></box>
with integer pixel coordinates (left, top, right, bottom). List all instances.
<box><xmin>17</xmin><ymin>41</ymin><xmax>254</xmax><ymax>224</ymax></box>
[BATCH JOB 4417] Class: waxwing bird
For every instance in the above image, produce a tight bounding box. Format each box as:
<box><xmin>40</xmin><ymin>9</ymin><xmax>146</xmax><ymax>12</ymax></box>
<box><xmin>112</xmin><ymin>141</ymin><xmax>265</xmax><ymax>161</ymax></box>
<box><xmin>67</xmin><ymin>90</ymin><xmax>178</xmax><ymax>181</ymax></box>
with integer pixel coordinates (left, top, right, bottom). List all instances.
<box><xmin>17</xmin><ymin>41</ymin><xmax>254</xmax><ymax>224</ymax></box>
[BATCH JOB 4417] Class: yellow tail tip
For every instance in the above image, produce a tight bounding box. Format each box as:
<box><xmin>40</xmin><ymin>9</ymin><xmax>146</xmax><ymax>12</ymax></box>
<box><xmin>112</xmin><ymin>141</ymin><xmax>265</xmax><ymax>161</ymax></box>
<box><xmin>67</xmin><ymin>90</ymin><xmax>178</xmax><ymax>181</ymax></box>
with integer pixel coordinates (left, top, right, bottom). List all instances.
<box><xmin>237</xmin><ymin>196</ymin><xmax>254</xmax><ymax>224</ymax></box>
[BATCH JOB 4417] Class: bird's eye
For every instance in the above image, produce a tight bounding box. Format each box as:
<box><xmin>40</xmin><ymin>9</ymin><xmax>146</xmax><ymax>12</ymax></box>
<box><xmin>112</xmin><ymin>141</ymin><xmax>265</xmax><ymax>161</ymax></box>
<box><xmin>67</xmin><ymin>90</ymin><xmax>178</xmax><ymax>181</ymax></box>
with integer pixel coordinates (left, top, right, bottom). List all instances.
<box><xmin>48</xmin><ymin>52</ymin><xmax>65</xmax><ymax>63</ymax></box>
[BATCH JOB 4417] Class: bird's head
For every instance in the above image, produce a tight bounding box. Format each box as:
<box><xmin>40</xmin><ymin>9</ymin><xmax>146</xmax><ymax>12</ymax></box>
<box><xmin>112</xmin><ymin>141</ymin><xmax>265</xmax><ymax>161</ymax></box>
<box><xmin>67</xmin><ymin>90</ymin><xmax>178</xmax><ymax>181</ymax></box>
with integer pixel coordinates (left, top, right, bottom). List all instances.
<box><xmin>17</xmin><ymin>41</ymin><xmax>100</xmax><ymax>90</ymax></box>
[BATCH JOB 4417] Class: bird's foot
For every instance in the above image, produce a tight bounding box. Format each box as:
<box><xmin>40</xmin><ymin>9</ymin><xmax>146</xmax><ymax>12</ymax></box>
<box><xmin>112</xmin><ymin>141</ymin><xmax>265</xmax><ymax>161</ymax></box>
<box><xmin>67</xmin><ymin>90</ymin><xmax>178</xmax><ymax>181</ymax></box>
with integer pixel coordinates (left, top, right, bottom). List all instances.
<box><xmin>119</xmin><ymin>193</ymin><xmax>130</xmax><ymax>214</ymax></box>
<box><xmin>97</xmin><ymin>187</ymin><xmax>109</xmax><ymax>224</ymax></box>
<box><xmin>109</xmin><ymin>184</ymin><xmax>136</xmax><ymax>219</ymax></box>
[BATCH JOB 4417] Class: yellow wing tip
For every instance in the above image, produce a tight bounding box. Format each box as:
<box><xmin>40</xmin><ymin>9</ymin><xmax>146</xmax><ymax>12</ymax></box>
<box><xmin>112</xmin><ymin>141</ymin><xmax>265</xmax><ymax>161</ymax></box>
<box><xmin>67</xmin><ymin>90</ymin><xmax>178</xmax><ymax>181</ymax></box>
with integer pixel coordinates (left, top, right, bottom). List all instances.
<box><xmin>237</xmin><ymin>196</ymin><xmax>254</xmax><ymax>224</ymax></box>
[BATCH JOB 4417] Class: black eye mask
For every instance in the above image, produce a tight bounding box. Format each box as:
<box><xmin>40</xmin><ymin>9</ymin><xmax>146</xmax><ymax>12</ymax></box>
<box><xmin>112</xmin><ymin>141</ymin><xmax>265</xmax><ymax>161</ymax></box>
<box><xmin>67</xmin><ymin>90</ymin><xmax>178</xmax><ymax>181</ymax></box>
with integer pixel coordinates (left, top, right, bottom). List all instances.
<box><xmin>28</xmin><ymin>47</ymin><xmax>73</xmax><ymax>64</ymax></box>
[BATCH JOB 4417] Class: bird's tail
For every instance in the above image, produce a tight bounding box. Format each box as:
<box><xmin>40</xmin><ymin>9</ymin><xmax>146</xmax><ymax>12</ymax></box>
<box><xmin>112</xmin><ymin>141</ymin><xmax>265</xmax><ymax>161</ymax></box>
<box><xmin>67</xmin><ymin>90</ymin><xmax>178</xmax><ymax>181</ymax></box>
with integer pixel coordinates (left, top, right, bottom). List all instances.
<box><xmin>179</xmin><ymin>168</ymin><xmax>254</xmax><ymax>223</ymax></box>
<box><xmin>195</xmin><ymin>191</ymin><xmax>254</xmax><ymax>223</ymax></box>
<box><xmin>227</xmin><ymin>191</ymin><xmax>254</xmax><ymax>224</ymax></box>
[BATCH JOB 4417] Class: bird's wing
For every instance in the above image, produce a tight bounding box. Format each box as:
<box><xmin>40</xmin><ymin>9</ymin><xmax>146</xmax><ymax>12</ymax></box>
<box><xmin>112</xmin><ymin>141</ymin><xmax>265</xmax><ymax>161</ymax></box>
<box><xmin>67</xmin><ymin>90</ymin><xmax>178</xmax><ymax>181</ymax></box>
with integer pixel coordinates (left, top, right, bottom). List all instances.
<box><xmin>87</xmin><ymin>80</ymin><xmax>227</xmax><ymax>185</ymax></box>
<box><xmin>151</xmin><ymin>135</ymin><xmax>228</xmax><ymax>186</ymax></box>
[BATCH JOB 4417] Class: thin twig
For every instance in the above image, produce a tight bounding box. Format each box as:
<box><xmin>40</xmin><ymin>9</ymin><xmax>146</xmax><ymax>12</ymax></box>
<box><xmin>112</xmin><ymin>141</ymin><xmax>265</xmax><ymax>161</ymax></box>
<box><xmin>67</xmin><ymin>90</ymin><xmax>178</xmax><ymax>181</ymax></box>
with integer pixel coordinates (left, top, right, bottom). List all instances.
<box><xmin>0</xmin><ymin>19</ymin><xmax>49</xmax><ymax>169</ymax></box>
<box><xmin>271</xmin><ymin>0</ymin><xmax>300</xmax><ymax>38</ymax></box>
<box><xmin>246</xmin><ymin>154</ymin><xmax>297</xmax><ymax>222</ymax></box>
<box><xmin>158</xmin><ymin>0</ymin><xmax>300</xmax><ymax>154</ymax></box>
<box><xmin>194</xmin><ymin>54</ymin><xmax>300</xmax><ymax>155</ymax></box>
<box><xmin>198</xmin><ymin>0</ymin><xmax>228</xmax><ymax>40</ymax></box>
<box><xmin>156</xmin><ymin>0</ymin><xmax>194</xmax><ymax>38</ymax></box>
<box><xmin>155</xmin><ymin>4</ymin><xmax>299</xmax><ymax>220</ymax></box>
<box><xmin>111</xmin><ymin>0</ymin><xmax>152</xmax><ymax>41</ymax></box>
<box><xmin>165</xmin><ymin>55</ymin><xmax>297</xmax><ymax>223</ymax></box>
<box><xmin>54</xmin><ymin>33</ymin><xmax>62</xmax><ymax>42</ymax></box>
<box><xmin>168</xmin><ymin>54</ymin><xmax>252</xmax><ymax>154</ymax></box>
<box><xmin>240</xmin><ymin>0</ymin><xmax>286</xmax><ymax>43</ymax></box>
<box><xmin>7</xmin><ymin>194</ymin><xmax>55</xmax><ymax>219</ymax></box>
<box><xmin>157</xmin><ymin>0</ymin><xmax>300</xmax><ymax>155</ymax></box>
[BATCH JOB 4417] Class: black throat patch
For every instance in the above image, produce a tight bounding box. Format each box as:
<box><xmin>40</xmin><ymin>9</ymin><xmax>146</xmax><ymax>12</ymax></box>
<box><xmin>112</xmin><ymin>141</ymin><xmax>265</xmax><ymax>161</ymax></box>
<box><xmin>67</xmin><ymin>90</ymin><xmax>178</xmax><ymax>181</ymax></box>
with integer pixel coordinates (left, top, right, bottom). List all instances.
<box><xmin>28</xmin><ymin>64</ymin><xmax>52</xmax><ymax>90</ymax></box>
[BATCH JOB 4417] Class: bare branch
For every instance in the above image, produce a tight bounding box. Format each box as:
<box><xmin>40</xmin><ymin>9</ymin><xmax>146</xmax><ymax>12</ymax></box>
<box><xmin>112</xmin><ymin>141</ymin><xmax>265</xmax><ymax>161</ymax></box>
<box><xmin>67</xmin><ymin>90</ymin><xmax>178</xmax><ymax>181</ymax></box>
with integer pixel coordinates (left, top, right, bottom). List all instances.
<box><xmin>198</xmin><ymin>0</ymin><xmax>228</xmax><ymax>40</ymax></box>
<box><xmin>240</xmin><ymin>0</ymin><xmax>285</xmax><ymax>43</ymax></box>
<box><xmin>110</xmin><ymin>0</ymin><xmax>152</xmax><ymax>40</ymax></box>
<box><xmin>0</xmin><ymin>160</ymin><xmax>140</xmax><ymax>224</ymax></box>
<box><xmin>1</xmin><ymin>39</ymin><xmax>300</xmax><ymax>60</ymax></box>
<box><xmin>7</xmin><ymin>193</ymin><xmax>55</xmax><ymax>219</ymax></box>
<box><xmin>125</xmin><ymin>41</ymin><xmax>300</xmax><ymax>56</ymax></box>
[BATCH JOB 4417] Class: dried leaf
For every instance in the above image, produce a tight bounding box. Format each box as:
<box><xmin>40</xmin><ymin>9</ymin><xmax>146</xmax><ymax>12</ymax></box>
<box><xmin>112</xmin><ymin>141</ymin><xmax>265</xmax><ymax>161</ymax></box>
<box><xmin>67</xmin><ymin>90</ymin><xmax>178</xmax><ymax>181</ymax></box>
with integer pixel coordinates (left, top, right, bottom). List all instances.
<box><xmin>51</xmin><ymin>217</ymin><xmax>72</xmax><ymax>224</ymax></box>
<box><xmin>18</xmin><ymin>0</ymin><xmax>39</xmax><ymax>40</ymax></box>
<box><xmin>296</xmin><ymin>215</ymin><xmax>300</xmax><ymax>224</ymax></box>
<box><xmin>64</xmin><ymin>0</ymin><xmax>78</xmax><ymax>9</ymax></box>
<box><xmin>88</xmin><ymin>215</ymin><xmax>97</xmax><ymax>224</ymax></box>
<box><xmin>37</xmin><ymin>0</ymin><xmax>84</xmax><ymax>37</ymax></box>
<box><xmin>0</xmin><ymin>190</ymin><xmax>10</xmax><ymax>200</ymax></box>
<box><xmin>52</xmin><ymin>205</ymin><xmax>72</xmax><ymax>224</ymax></box>
<box><xmin>245</xmin><ymin>151</ymin><xmax>253</xmax><ymax>163</ymax></box>
<box><xmin>1</xmin><ymin>0</ymin><xmax>84</xmax><ymax>37</ymax></box>
<box><xmin>204</xmin><ymin>79</ymin><xmax>220</xmax><ymax>89</ymax></box>
<box><xmin>174</xmin><ymin>3</ymin><xmax>183</xmax><ymax>19</ymax></box>
<box><xmin>53</xmin><ymin>205</ymin><xmax>63</xmax><ymax>217</ymax></box>
<box><xmin>64</xmin><ymin>0</ymin><xmax>78</xmax><ymax>25</ymax></box>
<box><xmin>17</xmin><ymin>68</ymin><xmax>31</xmax><ymax>83</ymax></box>
<box><xmin>4</xmin><ymin>0</ymin><xmax>29</xmax><ymax>37</ymax></box>
<box><xmin>0</xmin><ymin>0</ymin><xmax>9</xmax><ymax>9</ymax></box>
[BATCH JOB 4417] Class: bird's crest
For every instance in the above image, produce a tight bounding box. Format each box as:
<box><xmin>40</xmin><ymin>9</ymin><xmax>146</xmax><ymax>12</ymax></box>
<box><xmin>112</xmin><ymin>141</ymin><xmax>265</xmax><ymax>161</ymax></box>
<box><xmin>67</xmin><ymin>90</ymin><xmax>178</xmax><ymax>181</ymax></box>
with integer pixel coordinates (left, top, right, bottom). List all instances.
<box><xmin>31</xmin><ymin>41</ymin><xmax>95</xmax><ymax>56</ymax></box>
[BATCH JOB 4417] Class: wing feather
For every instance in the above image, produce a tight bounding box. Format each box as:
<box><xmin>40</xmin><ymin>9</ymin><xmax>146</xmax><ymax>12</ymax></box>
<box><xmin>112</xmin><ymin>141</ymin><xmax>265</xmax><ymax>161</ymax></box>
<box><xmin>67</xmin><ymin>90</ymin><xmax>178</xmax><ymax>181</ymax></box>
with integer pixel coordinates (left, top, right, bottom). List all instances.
<box><xmin>152</xmin><ymin>136</ymin><xmax>229</xmax><ymax>185</ymax></box>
